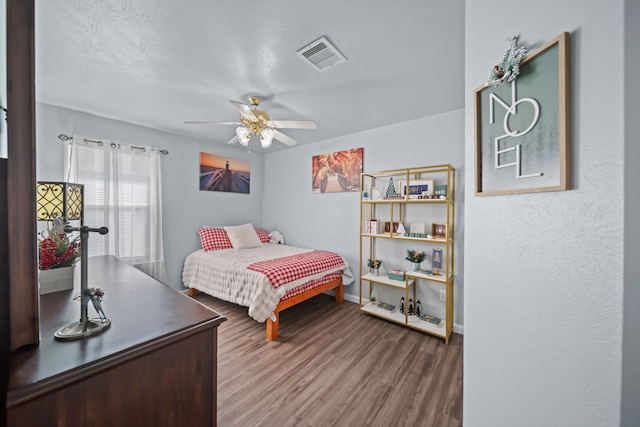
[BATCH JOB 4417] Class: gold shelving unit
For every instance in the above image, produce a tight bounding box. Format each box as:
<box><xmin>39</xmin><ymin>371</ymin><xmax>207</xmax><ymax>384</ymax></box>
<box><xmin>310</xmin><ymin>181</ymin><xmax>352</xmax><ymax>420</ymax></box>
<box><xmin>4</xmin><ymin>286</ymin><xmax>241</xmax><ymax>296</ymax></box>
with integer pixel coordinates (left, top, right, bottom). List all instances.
<box><xmin>358</xmin><ymin>164</ymin><xmax>455</xmax><ymax>344</ymax></box>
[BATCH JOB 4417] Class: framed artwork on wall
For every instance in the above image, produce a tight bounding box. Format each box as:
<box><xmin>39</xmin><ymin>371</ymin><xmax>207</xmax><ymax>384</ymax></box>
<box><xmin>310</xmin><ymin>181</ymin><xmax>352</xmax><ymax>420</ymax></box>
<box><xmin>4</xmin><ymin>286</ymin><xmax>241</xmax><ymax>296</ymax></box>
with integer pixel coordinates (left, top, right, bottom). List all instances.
<box><xmin>199</xmin><ymin>152</ymin><xmax>250</xmax><ymax>194</ymax></box>
<box><xmin>474</xmin><ymin>32</ymin><xmax>571</xmax><ymax>196</ymax></box>
<box><xmin>312</xmin><ymin>147</ymin><xmax>363</xmax><ymax>193</ymax></box>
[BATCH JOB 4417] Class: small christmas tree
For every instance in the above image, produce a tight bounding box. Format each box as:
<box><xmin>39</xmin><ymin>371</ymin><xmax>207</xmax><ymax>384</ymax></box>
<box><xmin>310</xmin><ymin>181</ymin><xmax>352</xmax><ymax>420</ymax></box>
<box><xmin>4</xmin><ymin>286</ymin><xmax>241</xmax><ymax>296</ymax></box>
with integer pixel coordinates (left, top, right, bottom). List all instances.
<box><xmin>386</xmin><ymin>178</ymin><xmax>398</xmax><ymax>197</ymax></box>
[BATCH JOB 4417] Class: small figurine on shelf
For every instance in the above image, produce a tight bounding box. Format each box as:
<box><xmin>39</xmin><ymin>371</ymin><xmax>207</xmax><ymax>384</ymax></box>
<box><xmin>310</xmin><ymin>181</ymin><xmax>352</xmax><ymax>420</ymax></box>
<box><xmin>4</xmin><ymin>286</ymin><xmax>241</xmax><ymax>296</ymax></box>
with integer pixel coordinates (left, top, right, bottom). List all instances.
<box><xmin>408</xmin><ymin>298</ymin><xmax>415</xmax><ymax>315</ymax></box>
<box><xmin>367</xmin><ymin>258</ymin><xmax>383</xmax><ymax>276</ymax></box>
<box><xmin>400</xmin><ymin>296</ymin><xmax>405</xmax><ymax>314</ymax></box>
<box><xmin>386</xmin><ymin>177</ymin><xmax>398</xmax><ymax>198</ymax></box>
<box><xmin>415</xmin><ymin>300</ymin><xmax>422</xmax><ymax>317</ymax></box>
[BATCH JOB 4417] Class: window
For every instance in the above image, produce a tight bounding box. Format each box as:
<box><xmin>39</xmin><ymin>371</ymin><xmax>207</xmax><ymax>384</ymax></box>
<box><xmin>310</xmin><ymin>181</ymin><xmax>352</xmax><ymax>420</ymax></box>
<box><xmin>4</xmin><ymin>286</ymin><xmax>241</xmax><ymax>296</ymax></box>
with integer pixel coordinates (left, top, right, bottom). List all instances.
<box><xmin>65</xmin><ymin>138</ymin><xmax>166</xmax><ymax>282</ymax></box>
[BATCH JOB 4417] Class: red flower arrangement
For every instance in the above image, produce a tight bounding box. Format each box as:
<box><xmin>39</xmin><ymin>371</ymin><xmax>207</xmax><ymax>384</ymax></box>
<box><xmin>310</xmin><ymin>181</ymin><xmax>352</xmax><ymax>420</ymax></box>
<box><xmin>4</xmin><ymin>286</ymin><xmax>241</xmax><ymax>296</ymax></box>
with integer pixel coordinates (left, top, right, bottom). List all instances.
<box><xmin>38</xmin><ymin>229</ymin><xmax>81</xmax><ymax>270</ymax></box>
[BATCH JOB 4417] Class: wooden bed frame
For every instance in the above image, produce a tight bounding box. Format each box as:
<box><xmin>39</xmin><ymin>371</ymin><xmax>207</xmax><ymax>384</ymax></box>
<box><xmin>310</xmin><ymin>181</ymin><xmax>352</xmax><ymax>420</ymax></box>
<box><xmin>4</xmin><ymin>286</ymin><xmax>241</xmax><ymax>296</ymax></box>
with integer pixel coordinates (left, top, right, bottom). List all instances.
<box><xmin>188</xmin><ymin>277</ymin><xmax>344</xmax><ymax>340</ymax></box>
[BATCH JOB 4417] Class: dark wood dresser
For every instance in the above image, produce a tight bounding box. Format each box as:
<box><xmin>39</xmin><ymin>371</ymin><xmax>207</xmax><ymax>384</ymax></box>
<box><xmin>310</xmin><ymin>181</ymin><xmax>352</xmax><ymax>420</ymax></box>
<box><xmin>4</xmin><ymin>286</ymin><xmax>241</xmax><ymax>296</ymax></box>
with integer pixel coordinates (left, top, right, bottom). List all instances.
<box><xmin>6</xmin><ymin>255</ymin><xmax>226</xmax><ymax>426</ymax></box>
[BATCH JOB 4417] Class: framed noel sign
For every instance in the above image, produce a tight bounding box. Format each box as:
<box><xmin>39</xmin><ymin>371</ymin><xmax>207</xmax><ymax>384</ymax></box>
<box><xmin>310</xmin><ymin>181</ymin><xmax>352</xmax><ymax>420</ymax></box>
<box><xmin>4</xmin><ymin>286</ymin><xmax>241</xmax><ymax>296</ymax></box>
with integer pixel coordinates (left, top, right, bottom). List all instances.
<box><xmin>474</xmin><ymin>32</ymin><xmax>571</xmax><ymax>196</ymax></box>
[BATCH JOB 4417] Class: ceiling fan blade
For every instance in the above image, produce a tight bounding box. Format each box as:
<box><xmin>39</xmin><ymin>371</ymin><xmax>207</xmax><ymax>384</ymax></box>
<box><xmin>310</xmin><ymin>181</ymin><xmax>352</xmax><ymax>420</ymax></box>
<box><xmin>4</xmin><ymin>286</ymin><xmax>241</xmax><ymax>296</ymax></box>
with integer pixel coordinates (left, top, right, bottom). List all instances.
<box><xmin>268</xmin><ymin>120</ymin><xmax>317</xmax><ymax>129</ymax></box>
<box><xmin>230</xmin><ymin>101</ymin><xmax>256</xmax><ymax>119</ymax></box>
<box><xmin>227</xmin><ymin>136</ymin><xmax>240</xmax><ymax>145</ymax></box>
<box><xmin>272</xmin><ymin>129</ymin><xmax>298</xmax><ymax>147</ymax></box>
<box><xmin>184</xmin><ymin>121</ymin><xmax>241</xmax><ymax>125</ymax></box>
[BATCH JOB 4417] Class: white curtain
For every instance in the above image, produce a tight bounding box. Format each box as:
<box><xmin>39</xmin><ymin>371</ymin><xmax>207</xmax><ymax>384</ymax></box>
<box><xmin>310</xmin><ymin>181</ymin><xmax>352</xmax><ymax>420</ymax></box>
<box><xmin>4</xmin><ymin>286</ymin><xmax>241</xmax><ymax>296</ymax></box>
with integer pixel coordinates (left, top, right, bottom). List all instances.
<box><xmin>64</xmin><ymin>135</ymin><xmax>167</xmax><ymax>283</ymax></box>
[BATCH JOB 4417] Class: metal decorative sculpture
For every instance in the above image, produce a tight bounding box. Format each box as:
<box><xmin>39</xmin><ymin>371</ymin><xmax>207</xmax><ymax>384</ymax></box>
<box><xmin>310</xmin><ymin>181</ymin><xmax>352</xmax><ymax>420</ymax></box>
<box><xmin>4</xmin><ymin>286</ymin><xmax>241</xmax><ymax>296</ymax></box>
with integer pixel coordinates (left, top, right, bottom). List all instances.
<box><xmin>54</xmin><ymin>225</ymin><xmax>111</xmax><ymax>340</ymax></box>
<box><xmin>75</xmin><ymin>287</ymin><xmax>107</xmax><ymax>322</ymax></box>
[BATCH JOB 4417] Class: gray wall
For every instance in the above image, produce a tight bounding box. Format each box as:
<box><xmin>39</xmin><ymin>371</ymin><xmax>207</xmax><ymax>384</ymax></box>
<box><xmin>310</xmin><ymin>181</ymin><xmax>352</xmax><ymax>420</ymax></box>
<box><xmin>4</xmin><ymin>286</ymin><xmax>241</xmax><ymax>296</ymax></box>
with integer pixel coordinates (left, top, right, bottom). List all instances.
<box><xmin>262</xmin><ymin>109</ymin><xmax>465</xmax><ymax>328</ymax></box>
<box><xmin>622</xmin><ymin>0</ymin><xmax>640</xmax><ymax>425</ymax></box>
<box><xmin>464</xmin><ymin>1</ymin><xmax>626</xmax><ymax>426</ymax></box>
<box><xmin>36</xmin><ymin>103</ymin><xmax>265</xmax><ymax>288</ymax></box>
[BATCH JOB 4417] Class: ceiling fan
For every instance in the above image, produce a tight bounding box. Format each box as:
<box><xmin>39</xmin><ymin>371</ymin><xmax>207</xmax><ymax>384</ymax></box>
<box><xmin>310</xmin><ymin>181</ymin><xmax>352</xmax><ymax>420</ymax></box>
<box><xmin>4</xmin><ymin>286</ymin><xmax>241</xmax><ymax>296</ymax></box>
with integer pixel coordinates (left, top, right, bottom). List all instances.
<box><xmin>185</xmin><ymin>96</ymin><xmax>317</xmax><ymax>148</ymax></box>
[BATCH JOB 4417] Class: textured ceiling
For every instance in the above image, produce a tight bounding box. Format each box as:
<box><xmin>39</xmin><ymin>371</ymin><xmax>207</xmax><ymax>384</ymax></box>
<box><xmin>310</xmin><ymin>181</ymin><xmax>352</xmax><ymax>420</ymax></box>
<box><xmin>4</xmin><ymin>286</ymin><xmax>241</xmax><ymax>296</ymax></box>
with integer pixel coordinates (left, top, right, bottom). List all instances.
<box><xmin>35</xmin><ymin>0</ymin><xmax>465</xmax><ymax>152</ymax></box>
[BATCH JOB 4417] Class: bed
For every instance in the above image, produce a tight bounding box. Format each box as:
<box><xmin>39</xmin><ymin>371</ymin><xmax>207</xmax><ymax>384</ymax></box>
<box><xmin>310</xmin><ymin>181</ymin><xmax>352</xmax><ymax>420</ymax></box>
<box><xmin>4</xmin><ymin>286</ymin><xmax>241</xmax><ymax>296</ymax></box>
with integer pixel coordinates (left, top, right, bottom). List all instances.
<box><xmin>182</xmin><ymin>224</ymin><xmax>354</xmax><ymax>340</ymax></box>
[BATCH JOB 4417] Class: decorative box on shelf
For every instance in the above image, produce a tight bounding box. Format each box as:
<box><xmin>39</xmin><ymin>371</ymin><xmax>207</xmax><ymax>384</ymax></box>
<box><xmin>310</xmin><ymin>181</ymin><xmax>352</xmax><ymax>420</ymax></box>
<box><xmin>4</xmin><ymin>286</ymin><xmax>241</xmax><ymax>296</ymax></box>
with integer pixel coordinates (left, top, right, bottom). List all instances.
<box><xmin>387</xmin><ymin>270</ymin><xmax>406</xmax><ymax>281</ymax></box>
<box><xmin>408</xmin><ymin>233</ymin><xmax>428</xmax><ymax>238</ymax></box>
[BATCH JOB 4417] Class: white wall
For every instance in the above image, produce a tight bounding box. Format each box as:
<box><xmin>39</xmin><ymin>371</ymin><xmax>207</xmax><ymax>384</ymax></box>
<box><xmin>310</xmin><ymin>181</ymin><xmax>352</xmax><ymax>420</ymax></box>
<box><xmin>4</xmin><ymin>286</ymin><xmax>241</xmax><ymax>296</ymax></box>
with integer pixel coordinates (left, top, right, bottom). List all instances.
<box><xmin>464</xmin><ymin>2</ymin><xmax>625</xmax><ymax>426</ymax></box>
<box><xmin>262</xmin><ymin>109</ymin><xmax>466</xmax><ymax>328</ymax></box>
<box><xmin>622</xmin><ymin>0</ymin><xmax>640</xmax><ymax>425</ymax></box>
<box><xmin>36</xmin><ymin>103</ymin><xmax>265</xmax><ymax>289</ymax></box>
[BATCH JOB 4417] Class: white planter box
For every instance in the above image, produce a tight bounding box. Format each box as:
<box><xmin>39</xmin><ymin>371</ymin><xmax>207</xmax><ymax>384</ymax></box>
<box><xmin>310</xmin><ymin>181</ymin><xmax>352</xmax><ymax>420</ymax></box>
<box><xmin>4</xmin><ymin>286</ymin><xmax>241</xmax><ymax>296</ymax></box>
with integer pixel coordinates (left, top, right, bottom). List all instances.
<box><xmin>39</xmin><ymin>266</ymin><xmax>75</xmax><ymax>294</ymax></box>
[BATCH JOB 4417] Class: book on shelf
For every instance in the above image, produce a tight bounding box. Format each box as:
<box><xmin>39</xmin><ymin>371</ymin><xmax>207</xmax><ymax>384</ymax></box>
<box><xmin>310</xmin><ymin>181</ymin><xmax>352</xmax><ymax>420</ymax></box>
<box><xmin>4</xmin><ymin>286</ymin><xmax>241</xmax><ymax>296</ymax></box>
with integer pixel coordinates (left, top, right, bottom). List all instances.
<box><xmin>413</xmin><ymin>268</ymin><xmax>433</xmax><ymax>275</ymax></box>
<box><xmin>418</xmin><ymin>313</ymin><xmax>442</xmax><ymax>325</ymax></box>
<box><xmin>377</xmin><ymin>302</ymin><xmax>396</xmax><ymax>312</ymax></box>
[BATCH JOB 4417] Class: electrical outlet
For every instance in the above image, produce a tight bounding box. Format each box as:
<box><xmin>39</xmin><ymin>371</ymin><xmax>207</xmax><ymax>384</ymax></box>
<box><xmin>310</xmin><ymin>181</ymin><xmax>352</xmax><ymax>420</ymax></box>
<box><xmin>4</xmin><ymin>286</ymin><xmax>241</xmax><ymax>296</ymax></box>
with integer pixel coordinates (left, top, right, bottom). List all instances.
<box><xmin>440</xmin><ymin>289</ymin><xmax>446</xmax><ymax>301</ymax></box>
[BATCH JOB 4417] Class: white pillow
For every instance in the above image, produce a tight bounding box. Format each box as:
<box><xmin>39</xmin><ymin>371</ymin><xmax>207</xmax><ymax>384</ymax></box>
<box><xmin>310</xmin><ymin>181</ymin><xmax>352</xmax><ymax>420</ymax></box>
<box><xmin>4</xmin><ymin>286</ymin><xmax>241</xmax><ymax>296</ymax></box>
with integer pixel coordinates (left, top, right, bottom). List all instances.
<box><xmin>224</xmin><ymin>223</ymin><xmax>263</xmax><ymax>249</ymax></box>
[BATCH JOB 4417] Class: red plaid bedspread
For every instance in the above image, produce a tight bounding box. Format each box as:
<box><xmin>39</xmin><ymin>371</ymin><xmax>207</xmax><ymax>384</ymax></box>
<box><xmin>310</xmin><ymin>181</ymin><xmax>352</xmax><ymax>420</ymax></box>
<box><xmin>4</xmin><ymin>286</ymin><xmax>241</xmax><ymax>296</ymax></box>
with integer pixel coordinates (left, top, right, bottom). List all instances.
<box><xmin>247</xmin><ymin>250</ymin><xmax>346</xmax><ymax>289</ymax></box>
<box><xmin>280</xmin><ymin>271</ymin><xmax>342</xmax><ymax>301</ymax></box>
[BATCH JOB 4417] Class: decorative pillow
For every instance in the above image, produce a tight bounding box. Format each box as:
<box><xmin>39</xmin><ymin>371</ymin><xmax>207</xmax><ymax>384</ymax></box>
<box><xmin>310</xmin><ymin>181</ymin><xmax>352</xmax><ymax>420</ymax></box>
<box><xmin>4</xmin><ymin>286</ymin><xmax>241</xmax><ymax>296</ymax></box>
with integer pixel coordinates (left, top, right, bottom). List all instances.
<box><xmin>224</xmin><ymin>223</ymin><xmax>263</xmax><ymax>249</ymax></box>
<box><xmin>198</xmin><ymin>227</ymin><xmax>233</xmax><ymax>251</ymax></box>
<box><xmin>255</xmin><ymin>228</ymin><xmax>270</xmax><ymax>244</ymax></box>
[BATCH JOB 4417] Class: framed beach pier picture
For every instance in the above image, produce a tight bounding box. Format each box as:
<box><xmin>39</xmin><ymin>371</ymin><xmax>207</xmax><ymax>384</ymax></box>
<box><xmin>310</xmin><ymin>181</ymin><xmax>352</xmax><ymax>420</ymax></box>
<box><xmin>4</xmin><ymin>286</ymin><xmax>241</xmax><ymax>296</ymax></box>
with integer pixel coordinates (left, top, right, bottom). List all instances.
<box><xmin>474</xmin><ymin>32</ymin><xmax>571</xmax><ymax>196</ymax></box>
<box><xmin>199</xmin><ymin>152</ymin><xmax>251</xmax><ymax>194</ymax></box>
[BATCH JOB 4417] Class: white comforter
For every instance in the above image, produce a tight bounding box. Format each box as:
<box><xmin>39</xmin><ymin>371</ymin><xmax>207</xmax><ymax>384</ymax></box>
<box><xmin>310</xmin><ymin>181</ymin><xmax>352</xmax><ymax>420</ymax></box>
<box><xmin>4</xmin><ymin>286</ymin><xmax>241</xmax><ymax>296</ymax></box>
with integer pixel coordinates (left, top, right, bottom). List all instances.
<box><xmin>182</xmin><ymin>244</ymin><xmax>353</xmax><ymax>322</ymax></box>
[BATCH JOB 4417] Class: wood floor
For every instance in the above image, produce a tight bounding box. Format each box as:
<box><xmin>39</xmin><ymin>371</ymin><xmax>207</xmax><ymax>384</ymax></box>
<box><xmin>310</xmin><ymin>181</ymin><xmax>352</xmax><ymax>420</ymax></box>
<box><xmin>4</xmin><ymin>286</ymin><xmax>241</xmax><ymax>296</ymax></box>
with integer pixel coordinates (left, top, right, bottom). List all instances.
<box><xmin>194</xmin><ymin>293</ymin><xmax>463</xmax><ymax>427</ymax></box>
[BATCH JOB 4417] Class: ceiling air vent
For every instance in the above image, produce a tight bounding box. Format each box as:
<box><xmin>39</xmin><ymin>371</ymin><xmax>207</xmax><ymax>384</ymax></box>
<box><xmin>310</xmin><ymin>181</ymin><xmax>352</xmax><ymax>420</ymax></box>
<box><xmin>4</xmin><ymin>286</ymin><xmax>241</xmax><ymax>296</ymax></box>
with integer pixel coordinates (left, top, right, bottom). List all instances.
<box><xmin>297</xmin><ymin>36</ymin><xmax>347</xmax><ymax>72</ymax></box>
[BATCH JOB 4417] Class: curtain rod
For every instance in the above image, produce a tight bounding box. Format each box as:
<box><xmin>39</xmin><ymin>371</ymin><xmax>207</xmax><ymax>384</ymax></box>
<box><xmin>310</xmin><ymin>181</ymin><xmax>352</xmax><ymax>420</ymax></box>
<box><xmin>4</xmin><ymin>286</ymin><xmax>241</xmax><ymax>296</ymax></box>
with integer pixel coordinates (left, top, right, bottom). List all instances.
<box><xmin>57</xmin><ymin>134</ymin><xmax>169</xmax><ymax>155</ymax></box>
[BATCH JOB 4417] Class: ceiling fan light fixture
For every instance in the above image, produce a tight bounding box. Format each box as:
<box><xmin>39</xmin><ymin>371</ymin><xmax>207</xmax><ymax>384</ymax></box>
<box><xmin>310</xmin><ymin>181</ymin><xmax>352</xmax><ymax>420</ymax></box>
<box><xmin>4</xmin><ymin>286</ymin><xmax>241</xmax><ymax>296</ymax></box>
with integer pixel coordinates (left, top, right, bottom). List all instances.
<box><xmin>236</xmin><ymin>126</ymin><xmax>251</xmax><ymax>145</ymax></box>
<box><xmin>260</xmin><ymin>128</ymin><xmax>274</xmax><ymax>148</ymax></box>
<box><xmin>187</xmin><ymin>98</ymin><xmax>314</xmax><ymax>148</ymax></box>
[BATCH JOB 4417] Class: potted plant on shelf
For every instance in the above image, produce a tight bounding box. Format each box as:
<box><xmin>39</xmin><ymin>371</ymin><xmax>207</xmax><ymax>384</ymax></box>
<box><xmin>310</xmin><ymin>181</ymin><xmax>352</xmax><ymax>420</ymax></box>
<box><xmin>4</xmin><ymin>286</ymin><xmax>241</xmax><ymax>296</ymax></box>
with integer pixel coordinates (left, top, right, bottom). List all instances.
<box><xmin>38</xmin><ymin>227</ymin><xmax>81</xmax><ymax>294</ymax></box>
<box><xmin>405</xmin><ymin>249</ymin><xmax>426</xmax><ymax>271</ymax></box>
<box><xmin>367</xmin><ymin>258</ymin><xmax>383</xmax><ymax>276</ymax></box>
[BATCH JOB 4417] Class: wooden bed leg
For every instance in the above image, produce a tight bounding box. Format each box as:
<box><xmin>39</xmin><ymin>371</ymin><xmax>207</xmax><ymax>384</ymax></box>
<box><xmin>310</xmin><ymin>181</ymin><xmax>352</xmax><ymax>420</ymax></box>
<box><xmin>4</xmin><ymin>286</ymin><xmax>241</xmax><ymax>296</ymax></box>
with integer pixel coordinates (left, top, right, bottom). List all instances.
<box><xmin>266</xmin><ymin>312</ymin><xmax>279</xmax><ymax>341</ymax></box>
<box><xmin>335</xmin><ymin>283</ymin><xmax>344</xmax><ymax>304</ymax></box>
<box><xmin>187</xmin><ymin>288</ymin><xmax>199</xmax><ymax>298</ymax></box>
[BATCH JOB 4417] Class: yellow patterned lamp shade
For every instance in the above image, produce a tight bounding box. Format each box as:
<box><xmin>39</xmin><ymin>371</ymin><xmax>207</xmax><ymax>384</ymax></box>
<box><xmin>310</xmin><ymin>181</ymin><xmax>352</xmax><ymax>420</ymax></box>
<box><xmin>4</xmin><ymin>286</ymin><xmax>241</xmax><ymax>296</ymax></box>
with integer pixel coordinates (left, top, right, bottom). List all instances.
<box><xmin>36</xmin><ymin>181</ymin><xmax>84</xmax><ymax>221</ymax></box>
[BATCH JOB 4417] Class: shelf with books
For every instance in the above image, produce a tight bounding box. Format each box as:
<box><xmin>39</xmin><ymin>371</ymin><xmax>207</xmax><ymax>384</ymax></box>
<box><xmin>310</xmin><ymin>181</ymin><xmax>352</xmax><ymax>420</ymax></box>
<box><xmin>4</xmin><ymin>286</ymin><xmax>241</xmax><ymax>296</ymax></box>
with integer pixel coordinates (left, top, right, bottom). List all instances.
<box><xmin>359</xmin><ymin>164</ymin><xmax>455</xmax><ymax>344</ymax></box>
<box><xmin>361</xmin><ymin>303</ymin><xmax>446</xmax><ymax>337</ymax></box>
<box><xmin>392</xmin><ymin>235</ymin><xmax>450</xmax><ymax>244</ymax></box>
<box><xmin>407</xmin><ymin>314</ymin><xmax>446</xmax><ymax>336</ymax></box>
<box><xmin>359</xmin><ymin>234</ymin><xmax>452</xmax><ymax>247</ymax></box>
<box><xmin>405</xmin><ymin>270</ymin><xmax>449</xmax><ymax>284</ymax></box>
<box><xmin>361</xmin><ymin>302</ymin><xmax>406</xmax><ymax>324</ymax></box>
<box><xmin>361</xmin><ymin>198</ymin><xmax>452</xmax><ymax>205</ymax></box>
<box><xmin>361</xmin><ymin>272</ymin><xmax>413</xmax><ymax>289</ymax></box>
